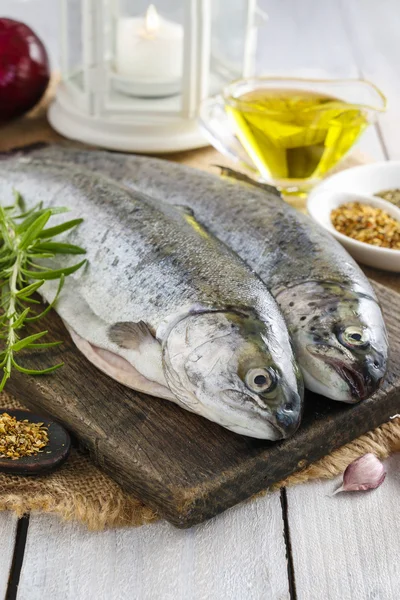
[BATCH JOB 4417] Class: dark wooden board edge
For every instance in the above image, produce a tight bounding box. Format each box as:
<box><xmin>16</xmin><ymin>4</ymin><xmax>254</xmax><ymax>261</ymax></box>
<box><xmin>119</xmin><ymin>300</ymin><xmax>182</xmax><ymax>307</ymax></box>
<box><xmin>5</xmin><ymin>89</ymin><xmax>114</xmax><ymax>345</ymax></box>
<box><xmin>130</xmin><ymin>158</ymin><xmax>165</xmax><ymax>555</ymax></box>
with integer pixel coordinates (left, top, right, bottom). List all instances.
<box><xmin>8</xmin><ymin>374</ymin><xmax>399</xmax><ymax>527</ymax></box>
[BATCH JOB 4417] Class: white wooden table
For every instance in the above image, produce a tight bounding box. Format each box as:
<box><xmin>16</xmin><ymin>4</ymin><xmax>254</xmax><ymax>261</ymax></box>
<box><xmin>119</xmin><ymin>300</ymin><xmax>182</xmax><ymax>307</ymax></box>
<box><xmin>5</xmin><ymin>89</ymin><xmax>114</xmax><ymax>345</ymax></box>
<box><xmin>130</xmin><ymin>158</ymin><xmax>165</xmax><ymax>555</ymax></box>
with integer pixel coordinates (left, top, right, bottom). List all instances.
<box><xmin>1</xmin><ymin>1</ymin><xmax>400</xmax><ymax>598</ymax></box>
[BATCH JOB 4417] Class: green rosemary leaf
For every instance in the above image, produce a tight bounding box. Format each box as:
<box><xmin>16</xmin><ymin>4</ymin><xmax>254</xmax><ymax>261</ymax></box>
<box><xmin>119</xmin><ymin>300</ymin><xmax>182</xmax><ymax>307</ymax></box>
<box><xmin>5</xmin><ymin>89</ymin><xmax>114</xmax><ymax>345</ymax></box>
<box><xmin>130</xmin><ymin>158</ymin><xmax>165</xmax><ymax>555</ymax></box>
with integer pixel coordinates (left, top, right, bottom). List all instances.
<box><xmin>19</xmin><ymin>210</ymin><xmax>52</xmax><ymax>249</ymax></box>
<box><xmin>16</xmin><ymin>297</ymin><xmax>41</xmax><ymax>305</ymax></box>
<box><xmin>11</xmin><ymin>307</ymin><xmax>31</xmax><ymax>329</ymax></box>
<box><xmin>0</xmin><ymin>370</ymin><xmax>9</xmax><ymax>392</ymax></box>
<box><xmin>33</xmin><ymin>242</ymin><xmax>86</xmax><ymax>255</ymax></box>
<box><xmin>16</xmin><ymin>208</ymin><xmax>49</xmax><ymax>233</ymax></box>
<box><xmin>48</xmin><ymin>207</ymin><xmax>70</xmax><ymax>215</ymax></box>
<box><xmin>25</xmin><ymin>341</ymin><xmax>63</xmax><ymax>349</ymax></box>
<box><xmin>25</xmin><ymin>261</ymin><xmax>50</xmax><ymax>271</ymax></box>
<box><xmin>12</xmin><ymin>331</ymin><xmax>48</xmax><ymax>352</ymax></box>
<box><xmin>25</xmin><ymin>259</ymin><xmax>86</xmax><ymax>280</ymax></box>
<box><xmin>26</xmin><ymin>274</ymin><xmax>64</xmax><ymax>322</ymax></box>
<box><xmin>16</xmin><ymin>207</ymin><xmax>67</xmax><ymax>232</ymax></box>
<box><xmin>0</xmin><ymin>190</ymin><xmax>86</xmax><ymax>390</ymax></box>
<box><xmin>13</xmin><ymin>188</ymin><xmax>26</xmax><ymax>212</ymax></box>
<box><xmin>11</xmin><ymin>358</ymin><xmax>64</xmax><ymax>375</ymax></box>
<box><xmin>15</xmin><ymin>280</ymin><xmax>45</xmax><ymax>298</ymax></box>
<box><xmin>0</xmin><ymin>208</ymin><xmax>12</xmax><ymax>249</ymax></box>
<box><xmin>37</xmin><ymin>218</ymin><xmax>84</xmax><ymax>239</ymax></box>
<box><xmin>0</xmin><ymin>256</ymin><xmax>14</xmax><ymax>267</ymax></box>
<box><xmin>14</xmin><ymin>201</ymin><xmax>43</xmax><ymax>219</ymax></box>
<box><xmin>27</xmin><ymin>253</ymin><xmax>55</xmax><ymax>260</ymax></box>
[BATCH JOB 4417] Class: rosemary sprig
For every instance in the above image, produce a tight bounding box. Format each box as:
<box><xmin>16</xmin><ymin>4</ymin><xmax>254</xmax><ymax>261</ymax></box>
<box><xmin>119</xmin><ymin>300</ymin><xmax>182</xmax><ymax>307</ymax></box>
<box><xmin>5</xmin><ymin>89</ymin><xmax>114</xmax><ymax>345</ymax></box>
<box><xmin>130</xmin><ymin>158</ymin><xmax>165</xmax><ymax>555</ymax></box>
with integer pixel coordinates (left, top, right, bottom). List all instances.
<box><xmin>0</xmin><ymin>190</ymin><xmax>86</xmax><ymax>391</ymax></box>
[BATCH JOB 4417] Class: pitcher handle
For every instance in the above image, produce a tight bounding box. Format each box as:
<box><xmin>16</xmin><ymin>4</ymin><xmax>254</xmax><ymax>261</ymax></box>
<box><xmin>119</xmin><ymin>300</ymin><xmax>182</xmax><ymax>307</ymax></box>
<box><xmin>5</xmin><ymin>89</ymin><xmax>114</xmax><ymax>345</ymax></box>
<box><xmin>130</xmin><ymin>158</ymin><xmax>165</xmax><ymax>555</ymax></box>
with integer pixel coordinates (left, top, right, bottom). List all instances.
<box><xmin>199</xmin><ymin>95</ymin><xmax>257</xmax><ymax>174</ymax></box>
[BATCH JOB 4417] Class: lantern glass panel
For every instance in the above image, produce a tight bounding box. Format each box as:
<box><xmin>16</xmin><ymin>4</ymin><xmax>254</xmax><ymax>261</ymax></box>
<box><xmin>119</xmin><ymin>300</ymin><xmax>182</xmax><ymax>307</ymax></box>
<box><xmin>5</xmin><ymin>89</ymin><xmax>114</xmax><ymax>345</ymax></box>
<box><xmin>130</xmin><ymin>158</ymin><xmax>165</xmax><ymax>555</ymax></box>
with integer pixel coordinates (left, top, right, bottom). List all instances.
<box><xmin>98</xmin><ymin>1</ymin><xmax>186</xmax><ymax>115</ymax></box>
<box><xmin>210</xmin><ymin>0</ymin><xmax>254</xmax><ymax>92</ymax></box>
<box><xmin>64</xmin><ymin>0</ymin><xmax>84</xmax><ymax>91</ymax></box>
<box><xmin>51</xmin><ymin>0</ymin><xmax>259</xmax><ymax>152</ymax></box>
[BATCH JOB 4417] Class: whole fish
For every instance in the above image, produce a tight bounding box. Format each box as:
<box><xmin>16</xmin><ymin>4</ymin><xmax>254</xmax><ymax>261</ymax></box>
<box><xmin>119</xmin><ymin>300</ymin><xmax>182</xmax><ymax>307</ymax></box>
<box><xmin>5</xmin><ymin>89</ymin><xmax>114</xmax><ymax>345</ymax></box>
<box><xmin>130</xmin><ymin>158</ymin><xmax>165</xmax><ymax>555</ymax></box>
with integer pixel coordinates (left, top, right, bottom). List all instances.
<box><xmin>0</xmin><ymin>158</ymin><xmax>304</xmax><ymax>440</ymax></box>
<box><xmin>24</xmin><ymin>146</ymin><xmax>388</xmax><ymax>403</ymax></box>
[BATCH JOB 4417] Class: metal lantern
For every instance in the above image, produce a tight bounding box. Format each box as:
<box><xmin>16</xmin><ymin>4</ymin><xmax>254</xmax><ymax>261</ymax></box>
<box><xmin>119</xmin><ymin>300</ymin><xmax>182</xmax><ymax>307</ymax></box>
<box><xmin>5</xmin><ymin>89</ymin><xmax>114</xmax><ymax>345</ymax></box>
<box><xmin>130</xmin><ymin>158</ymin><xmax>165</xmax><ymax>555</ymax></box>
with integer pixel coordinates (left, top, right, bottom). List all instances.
<box><xmin>49</xmin><ymin>0</ymin><xmax>263</xmax><ymax>153</ymax></box>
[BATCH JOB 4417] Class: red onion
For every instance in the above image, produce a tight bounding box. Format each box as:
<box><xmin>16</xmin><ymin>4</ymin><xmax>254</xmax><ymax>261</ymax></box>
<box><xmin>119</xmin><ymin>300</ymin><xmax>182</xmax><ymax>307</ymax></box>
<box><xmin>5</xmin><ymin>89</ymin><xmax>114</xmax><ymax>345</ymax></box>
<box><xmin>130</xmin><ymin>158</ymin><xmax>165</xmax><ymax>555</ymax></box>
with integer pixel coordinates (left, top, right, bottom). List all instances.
<box><xmin>0</xmin><ymin>18</ymin><xmax>50</xmax><ymax>122</ymax></box>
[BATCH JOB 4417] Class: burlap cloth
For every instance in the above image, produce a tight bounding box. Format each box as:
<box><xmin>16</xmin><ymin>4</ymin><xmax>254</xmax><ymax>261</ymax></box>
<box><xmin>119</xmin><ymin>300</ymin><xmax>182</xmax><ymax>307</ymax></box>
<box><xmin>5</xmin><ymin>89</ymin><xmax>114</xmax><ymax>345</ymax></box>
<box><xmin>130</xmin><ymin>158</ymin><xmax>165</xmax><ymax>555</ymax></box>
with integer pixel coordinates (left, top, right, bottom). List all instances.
<box><xmin>0</xmin><ymin>77</ymin><xmax>399</xmax><ymax>530</ymax></box>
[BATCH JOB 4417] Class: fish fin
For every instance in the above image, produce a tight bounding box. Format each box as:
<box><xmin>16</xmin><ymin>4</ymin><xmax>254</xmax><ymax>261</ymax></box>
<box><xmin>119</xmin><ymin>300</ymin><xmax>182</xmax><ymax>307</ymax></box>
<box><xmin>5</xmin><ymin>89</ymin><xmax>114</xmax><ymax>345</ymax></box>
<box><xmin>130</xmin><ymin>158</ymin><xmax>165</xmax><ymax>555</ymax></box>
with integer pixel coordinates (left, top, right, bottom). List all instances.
<box><xmin>173</xmin><ymin>204</ymin><xmax>195</xmax><ymax>218</ymax></box>
<box><xmin>109</xmin><ymin>321</ymin><xmax>158</xmax><ymax>350</ymax></box>
<box><xmin>216</xmin><ymin>165</ymin><xmax>281</xmax><ymax>198</ymax></box>
<box><xmin>67</xmin><ymin>324</ymin><xmax>175</xmax><ymax>401</ymax></box>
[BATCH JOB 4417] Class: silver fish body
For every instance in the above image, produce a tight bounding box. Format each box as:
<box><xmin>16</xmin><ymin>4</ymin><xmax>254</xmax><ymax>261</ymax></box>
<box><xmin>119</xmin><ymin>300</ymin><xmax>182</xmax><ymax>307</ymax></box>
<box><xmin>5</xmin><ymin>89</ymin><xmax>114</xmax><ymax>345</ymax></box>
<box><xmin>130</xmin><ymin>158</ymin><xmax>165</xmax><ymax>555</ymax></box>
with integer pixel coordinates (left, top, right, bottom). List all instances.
<box><xmin>0</xmin><ymin>158</ymin><xmax>303</xmax><ymax>439</ymax></box>
<box><xmin>24</xmin><ymin>146</ymin><xmax>388</xmax><ymax>403</ymax></box>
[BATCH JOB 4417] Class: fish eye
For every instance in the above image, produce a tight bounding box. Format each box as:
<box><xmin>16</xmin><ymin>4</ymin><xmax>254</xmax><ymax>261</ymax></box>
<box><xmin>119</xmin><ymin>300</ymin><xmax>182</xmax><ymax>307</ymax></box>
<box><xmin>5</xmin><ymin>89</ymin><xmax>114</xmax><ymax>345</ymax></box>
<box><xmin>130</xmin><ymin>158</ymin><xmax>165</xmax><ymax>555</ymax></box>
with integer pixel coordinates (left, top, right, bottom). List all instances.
<box><xmin>245</xmin><ymin>368</ymin><xmax>276</xmax><ymax>394</ymax></box>
<box><xmin>339</xmin><ymin>326</ymin><xmax>370</xmax><ymax>349</ymax></box>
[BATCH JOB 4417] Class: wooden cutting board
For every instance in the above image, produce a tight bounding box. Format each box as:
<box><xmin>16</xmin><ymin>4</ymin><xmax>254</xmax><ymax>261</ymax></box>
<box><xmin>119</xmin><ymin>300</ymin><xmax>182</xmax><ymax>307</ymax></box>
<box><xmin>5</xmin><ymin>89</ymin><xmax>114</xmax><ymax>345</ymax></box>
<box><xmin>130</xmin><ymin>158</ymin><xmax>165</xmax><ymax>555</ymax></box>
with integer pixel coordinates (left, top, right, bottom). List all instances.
<box><xmin>5</xmin><ymin>282</ymin><xmax>400</xmax><ymax>528</ymax></box>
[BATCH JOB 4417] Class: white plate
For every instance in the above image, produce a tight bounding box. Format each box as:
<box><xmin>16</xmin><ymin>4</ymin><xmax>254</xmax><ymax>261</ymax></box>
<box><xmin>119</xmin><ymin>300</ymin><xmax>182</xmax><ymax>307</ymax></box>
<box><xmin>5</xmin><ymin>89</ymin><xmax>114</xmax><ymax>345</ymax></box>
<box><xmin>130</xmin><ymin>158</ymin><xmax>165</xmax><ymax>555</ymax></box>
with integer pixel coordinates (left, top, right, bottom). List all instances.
<box><xmin>307</xmin><ymin>161</ymin><xmax>400</xmax><ymax>272</ymax></box>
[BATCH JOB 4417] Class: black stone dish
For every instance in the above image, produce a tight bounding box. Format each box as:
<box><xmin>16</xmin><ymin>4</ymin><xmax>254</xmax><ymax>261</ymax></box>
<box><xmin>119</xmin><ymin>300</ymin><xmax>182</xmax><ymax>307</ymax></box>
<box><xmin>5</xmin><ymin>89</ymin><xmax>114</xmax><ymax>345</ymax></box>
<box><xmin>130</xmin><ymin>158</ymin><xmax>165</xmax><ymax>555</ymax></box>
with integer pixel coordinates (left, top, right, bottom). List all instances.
<box><xmin>0</xmin><ymin>409</ymin><xmax>71</xmax><ymax>476</ymax></box>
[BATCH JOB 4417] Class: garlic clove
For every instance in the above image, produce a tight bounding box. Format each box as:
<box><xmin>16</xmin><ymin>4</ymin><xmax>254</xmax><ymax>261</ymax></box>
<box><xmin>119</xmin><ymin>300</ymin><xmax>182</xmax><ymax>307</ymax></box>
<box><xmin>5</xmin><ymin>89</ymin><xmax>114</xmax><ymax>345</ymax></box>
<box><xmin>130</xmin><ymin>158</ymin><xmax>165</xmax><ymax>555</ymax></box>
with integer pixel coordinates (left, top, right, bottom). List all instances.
<box><xmin>333</xmin><ymin>453</ymin><xmax>386</xmax><ymax>495</ymax></box>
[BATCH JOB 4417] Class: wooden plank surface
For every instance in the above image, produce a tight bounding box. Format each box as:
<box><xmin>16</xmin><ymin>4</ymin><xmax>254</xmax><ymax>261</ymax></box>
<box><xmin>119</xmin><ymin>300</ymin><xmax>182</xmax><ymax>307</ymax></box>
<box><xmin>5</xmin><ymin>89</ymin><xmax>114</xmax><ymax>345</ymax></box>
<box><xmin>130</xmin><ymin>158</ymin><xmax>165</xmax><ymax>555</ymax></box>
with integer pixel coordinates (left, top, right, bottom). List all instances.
<box><xmin>0</xmin><ymin>513</ymin><xmax>17</xmax><ymax>600</ymax></box>
<box><xmin>287</xmin><ymin>453</ymin><xmax>400</xmax><ymax>600</ymax></box>
<box><xmin>17</xmin><ymin>493</ymin><xmax>289</xmax><ymax>600</ymax></box>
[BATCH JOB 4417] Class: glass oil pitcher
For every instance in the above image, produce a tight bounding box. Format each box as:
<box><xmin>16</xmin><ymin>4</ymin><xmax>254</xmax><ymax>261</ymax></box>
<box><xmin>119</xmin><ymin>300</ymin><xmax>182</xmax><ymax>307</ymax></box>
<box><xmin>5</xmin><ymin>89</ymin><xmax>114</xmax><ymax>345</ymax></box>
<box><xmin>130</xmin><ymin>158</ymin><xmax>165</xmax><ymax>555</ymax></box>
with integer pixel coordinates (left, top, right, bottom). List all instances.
<box><xmin>200</xmin><ymin>77</ymin><xmax>386</xmax><ymax>198</ymax></box>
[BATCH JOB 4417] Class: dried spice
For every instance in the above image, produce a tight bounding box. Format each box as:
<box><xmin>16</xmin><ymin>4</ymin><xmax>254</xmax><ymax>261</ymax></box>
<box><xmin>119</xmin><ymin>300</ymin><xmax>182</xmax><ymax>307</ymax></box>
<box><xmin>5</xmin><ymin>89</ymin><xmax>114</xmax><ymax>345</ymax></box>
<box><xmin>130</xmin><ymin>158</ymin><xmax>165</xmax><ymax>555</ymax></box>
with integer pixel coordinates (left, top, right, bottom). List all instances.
<box><xmin>376</xmin><ymin>188</ymin><xmax>400</xmax><ymax>208</ymax></box>
<box><xmin>331</xmin><ymin>202</ymin><xmax>400</xmax><ymax>249</ymax></box>
<box><xmin>0</xmin><ymin>412</ymin><xmax>49</xmax><ymax>459</ymax></box>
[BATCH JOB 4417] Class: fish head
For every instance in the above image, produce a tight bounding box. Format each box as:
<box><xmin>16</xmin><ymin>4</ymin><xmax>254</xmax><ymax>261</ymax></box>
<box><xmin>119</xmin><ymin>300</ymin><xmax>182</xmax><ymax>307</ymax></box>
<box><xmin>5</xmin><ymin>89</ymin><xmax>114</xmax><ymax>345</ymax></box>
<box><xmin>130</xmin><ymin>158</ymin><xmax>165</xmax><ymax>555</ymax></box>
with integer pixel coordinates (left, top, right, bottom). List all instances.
<box><xmin>277</xmin><ymin>282</ymin><xmax>388</xmax><ymax>403</ymax></box>
<box><xmin>162</xmin><ymin>310</ymin><xmax>303</xmax><ymax>439</ymax></box>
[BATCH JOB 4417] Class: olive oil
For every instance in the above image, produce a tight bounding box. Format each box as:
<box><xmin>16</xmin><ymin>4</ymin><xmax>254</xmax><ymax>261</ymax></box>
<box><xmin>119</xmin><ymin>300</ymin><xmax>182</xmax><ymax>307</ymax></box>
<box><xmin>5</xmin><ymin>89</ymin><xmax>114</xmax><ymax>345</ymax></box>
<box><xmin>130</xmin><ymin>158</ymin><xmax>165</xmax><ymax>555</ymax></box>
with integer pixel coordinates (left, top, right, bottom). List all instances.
<box><xmin>225</xmin><ymin>88</ymin><xmax>369</xmax><ymax>188</ymax></box>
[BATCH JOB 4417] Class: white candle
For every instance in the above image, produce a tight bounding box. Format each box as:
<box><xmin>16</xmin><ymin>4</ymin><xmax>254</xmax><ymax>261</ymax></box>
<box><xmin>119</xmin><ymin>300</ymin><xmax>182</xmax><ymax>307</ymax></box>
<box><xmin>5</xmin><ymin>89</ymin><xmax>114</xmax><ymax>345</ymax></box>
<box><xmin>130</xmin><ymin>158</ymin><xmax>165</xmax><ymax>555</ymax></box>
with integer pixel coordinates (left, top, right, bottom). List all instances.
<box><xmin>115</xmin><ymin>5</ymin><xmax>184</xmax><ymax>82</ymax></box>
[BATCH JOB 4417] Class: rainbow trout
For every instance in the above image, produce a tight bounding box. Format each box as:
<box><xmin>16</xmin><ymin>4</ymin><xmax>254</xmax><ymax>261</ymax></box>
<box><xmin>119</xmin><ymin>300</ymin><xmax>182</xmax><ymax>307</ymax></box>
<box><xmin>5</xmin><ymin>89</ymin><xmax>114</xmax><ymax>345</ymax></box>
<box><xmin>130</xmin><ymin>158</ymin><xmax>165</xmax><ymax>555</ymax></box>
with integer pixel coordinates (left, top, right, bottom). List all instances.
<box><xmin>0</xmin><ymin>158</ymin><xmax>304</xmax><ymax>439</ymax></box>
<box><xmin>23</xmin><ymin>146</ymin><xmax>388</xmax><ymax>403</ymax></box>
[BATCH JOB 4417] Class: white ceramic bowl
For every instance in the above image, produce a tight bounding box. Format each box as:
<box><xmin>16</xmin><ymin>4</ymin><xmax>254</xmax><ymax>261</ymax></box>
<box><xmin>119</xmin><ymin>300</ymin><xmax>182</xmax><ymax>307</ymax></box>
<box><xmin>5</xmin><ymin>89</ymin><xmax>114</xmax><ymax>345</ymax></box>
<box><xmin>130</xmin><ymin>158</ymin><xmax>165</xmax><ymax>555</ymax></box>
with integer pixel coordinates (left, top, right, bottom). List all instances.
<box><xmin>307</xmin><ymin>161</ymin><xmax>400</xmax><ymax>272</ymax></box>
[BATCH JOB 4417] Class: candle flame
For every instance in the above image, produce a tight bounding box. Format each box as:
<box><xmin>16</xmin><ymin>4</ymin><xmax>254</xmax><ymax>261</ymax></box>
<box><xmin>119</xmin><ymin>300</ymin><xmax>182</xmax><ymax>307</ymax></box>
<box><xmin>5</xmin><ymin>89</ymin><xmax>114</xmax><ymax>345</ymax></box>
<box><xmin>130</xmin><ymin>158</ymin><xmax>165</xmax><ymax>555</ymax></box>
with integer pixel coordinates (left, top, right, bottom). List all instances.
<box><xmin>145</xmin><ymin>4</ymin><xmax>160</xmax><ymax>36</ymax></box>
